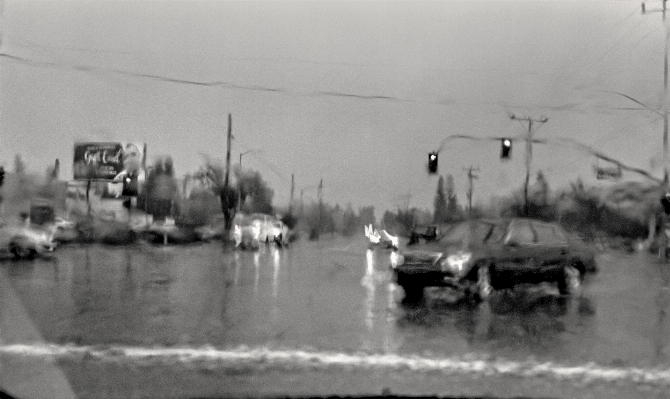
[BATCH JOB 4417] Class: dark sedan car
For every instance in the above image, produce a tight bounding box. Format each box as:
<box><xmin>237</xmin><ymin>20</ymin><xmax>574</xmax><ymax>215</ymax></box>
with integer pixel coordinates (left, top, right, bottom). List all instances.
<box><xmin>391</xmin><ymin>218</ymin><xmax>597</xmax><ymax>302</ymax></box>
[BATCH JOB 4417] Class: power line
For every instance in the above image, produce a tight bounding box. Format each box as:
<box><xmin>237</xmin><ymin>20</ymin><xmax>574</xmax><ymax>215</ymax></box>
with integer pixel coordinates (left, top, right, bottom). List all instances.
<box><xmin>564</xmin><ymin>6</ymin><xmax>657</xmax><ymax>78</ymax></box>
<box><xmin>538</xmin><ymin>112</ymin><xmax>665</xmax><ymax>179</ymax></box>
<box><xmin>583</xmin><ymin>10</ymin><xmax>646</xmax><ymax>70</ymax></box>
<box><xmin>0</xmin><ymin>50</ymin><xmax>655</xmax><ymax>115</ymax></box>
<box><xmin>4</xmin><ymin>33</ymin><xmax>607</xmax><ymax>82</ymax></box>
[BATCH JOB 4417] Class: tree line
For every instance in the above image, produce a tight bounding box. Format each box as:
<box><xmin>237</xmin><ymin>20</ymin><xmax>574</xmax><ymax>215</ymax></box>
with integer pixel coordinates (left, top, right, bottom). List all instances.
<box><xmin>3</xmin><ymin>152</ymin><xmax>667</xmax><ymax>248</ymax></box>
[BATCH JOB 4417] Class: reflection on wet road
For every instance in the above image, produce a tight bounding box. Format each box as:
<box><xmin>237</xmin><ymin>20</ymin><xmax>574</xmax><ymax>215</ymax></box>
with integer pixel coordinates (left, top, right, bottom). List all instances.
<box><xmin>1</xmin><ymin>237</ymin><xmax>670</xmax><ymax>389</ymax></box>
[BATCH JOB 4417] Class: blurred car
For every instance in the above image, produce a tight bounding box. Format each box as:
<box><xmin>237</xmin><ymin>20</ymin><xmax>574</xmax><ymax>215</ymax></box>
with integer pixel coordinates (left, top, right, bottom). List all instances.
<box><xmin>249</xmin><ymin>213</ymin><xmax>289</xmax><ymax>246</ymax></box>
<box><xmin>365</xmin><ymin>224</ymin><xmax>398</xmax><ymax>250</ymax></box>
<box><xmin>195</xmin><ymin>224</ymin><xmax>220</xmax><ymax>241</ymax></box>
<box><xmin>408</xmin><ymin>224</ymin><xmax>440</xmax><ymax>244</ymax></box>
<box><xmin>392</xmin><ymin>218</ymin><xmax>597</xmax><ymax>303</ymax></box>
<box><xmin>54</xmin><ymin>216</ymin><xmax>76</xmax><ymax>230</ymax></box>
<box><xmin>231</xmin><ymin>213</ymin><xmax>290</xmax><ymax>249</ymax></box>
<box><xmin>51</xmin><ymin>216</ymin><xmax>79</xmax><ymax>243</ymax></box>
<box><xmin>0</xmin><ymin>219</ymin><xmax>57</xmax><ymax>259</ymax></box>
<box><xmin>194</xmin><ymin>215</ymin><xmax>227</xmax><ymax>241</ymax></box>
<box><xmin>144</xmin><ymin>217</ymin><xmax>198</xmax><ymax>245</ymax></box>
<box><xmin>232</xmin><ymin>223</ymin><xmax>260</xmax><ymax>250</ymax></box>
<box><xmin>29</xmin><ymin>198</ymin><xmax>56</xmax><ymax>226</ymax></box>
<box><xmin>262</xmin><ymin>219</ymin><xmax>289</xmax><ymax>246</ymax></box>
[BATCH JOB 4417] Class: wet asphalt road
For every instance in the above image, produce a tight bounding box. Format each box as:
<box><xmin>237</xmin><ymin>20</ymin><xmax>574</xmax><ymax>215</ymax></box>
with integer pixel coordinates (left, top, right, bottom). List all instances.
<box><xmin>1</xmin><ymin>236</ymin><xmax>670</xmax><ymax>398</ymax></box>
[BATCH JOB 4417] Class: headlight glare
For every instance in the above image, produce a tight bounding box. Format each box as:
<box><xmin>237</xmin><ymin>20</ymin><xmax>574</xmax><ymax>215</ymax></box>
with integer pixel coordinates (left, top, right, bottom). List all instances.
<box><xmin>390</xmin><ymin>252</ymin><xmax>404</xmax><ymax>268</ymax></box>
<box><xmin>442</xmin><ymin>252</ymin><xmax>472</xmax><ymax>274</ymax></box>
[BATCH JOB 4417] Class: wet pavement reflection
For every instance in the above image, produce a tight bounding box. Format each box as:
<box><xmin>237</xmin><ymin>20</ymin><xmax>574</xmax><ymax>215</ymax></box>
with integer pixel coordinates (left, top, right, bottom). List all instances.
<box><xmin>1</xmin><ymin>237</ymin><xmax>669</xmax><ymax>370</ymax></box>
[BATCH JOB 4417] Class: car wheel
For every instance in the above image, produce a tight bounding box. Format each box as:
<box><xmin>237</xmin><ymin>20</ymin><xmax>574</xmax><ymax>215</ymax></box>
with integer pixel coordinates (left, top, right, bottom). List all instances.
<box><xmin>558</xmin><ymin>264</ymin><xmax>582</xmax><ymax>296</ymax></box>
<box><xmin>401</xmin><ymin>284</ymin><xmax>424</xmax><ymax>303</ymax></box>
<box><xmin>475</xmin><ymin>266</ymin><xmax>493</xmax><ymax>302</ymax></box>
<box><xmin>10</xmin><ymin>243</ymin><xmax>36</xmax><ymax>259</ymax></box>
<box><xmin>397</xmin><ymin>273</ymin><xmax>424</xmax><ymax>303</ymax></box>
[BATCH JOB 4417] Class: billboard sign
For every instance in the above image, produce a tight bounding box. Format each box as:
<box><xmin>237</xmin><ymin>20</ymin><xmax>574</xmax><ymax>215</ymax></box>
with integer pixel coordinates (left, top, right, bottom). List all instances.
<box><xmin>73</xmin><ymin>142</ymin><xmax>124</xmax><ymax>181</ymax></box>
<box><xmin>73</xmin><ymin>142</ymin><xmax>145</xmax><ymax>183</ymax></box>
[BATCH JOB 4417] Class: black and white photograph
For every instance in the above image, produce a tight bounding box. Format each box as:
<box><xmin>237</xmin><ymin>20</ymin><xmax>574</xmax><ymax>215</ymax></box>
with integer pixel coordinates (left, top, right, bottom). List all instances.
<box><xmin>1</xmin><ymin>1</ymin><xmax>670</xmax><ymax>398</ymax></box>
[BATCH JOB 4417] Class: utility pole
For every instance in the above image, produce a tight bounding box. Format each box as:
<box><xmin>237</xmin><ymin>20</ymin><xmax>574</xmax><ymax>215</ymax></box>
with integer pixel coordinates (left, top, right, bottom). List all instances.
<box><xmin>289</xmin><ymin>174</ymin><xmax>295</xmax><ymax>213</ymax></box>
<box><xmin>509</xmin><ymin>113</ymin><xmax>548</xmax><ymax>216</ymax></box>
<box><xmin>237</xmin><ymin>150</ymin><xmax>251</xmax><ymax>212</ymax></box>
<box><xmin>0</xmin><ymin>0</ymin><xmax>3</xmax><ymax>50</ymax></box>
<box><xmin>223</xmin><ymin>113</ymin><xmax>233</xmax><ymax>231</ymax></box>
<box><xmin>642</xmin><ymin>0</ymin><xmax>670</xmax><ymax>261</ymax></box>
<box><xmin>317</xmin><ymin>178</ymin><xmax>323</xmax><ymax>236</ymax></box>
<box><xmin>463</xmin><ymin>166</ymin><xmax>479</xmax><ymax>215</ymax></box>
<box><xmin>643</xmin><ymin>0</ymin><xmax>670</xmax><ymax>185</ymax></box>
<box><xmin>86</xmin><ymin>180</ymin><xmax>91</xmax><ymax>217</ymax></box>
<box><xmin>300</xmin><ymin>189</ymin><xmax>304</xmax><ymax>217</ymax></box>
<box><xmin>53</xmin><ymin>159</ymin><xmax>60</xmax><ymax>180</ymax></box>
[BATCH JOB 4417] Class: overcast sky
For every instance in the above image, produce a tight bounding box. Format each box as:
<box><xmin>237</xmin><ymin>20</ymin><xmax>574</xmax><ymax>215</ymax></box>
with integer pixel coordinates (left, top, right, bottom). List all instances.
<box><xmin>0</xmin><ymin>0</ymin><xmax>667</xmax><ymax>214</ymax></box>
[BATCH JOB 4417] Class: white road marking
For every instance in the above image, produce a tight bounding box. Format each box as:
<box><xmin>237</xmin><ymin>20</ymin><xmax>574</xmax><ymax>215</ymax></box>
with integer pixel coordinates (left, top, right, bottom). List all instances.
<box><xmin>1</xmin><ymin>343</ymin><xmax>670</xmax><ymax>386</ymax></box>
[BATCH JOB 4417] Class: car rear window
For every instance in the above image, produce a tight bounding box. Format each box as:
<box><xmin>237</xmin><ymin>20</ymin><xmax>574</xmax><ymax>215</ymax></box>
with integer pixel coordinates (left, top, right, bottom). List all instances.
<box><xmin>485</xmin><ymin>223</ymin><xmax>507</xmax><ymax>243</ymax></box>
<box><xmin>439</xmin><ymin>222</ymin><xmax>494</xmax><ymax>246</ymax></box>
<box><xmin>505</xmin><ymin>220</ymin><xmax>535</xmax><ymax>245</ymax></box>
<box><xmin>533</xmin><ymin>222</ymin><xmax>568</xmax><ymax>245</ymax></box>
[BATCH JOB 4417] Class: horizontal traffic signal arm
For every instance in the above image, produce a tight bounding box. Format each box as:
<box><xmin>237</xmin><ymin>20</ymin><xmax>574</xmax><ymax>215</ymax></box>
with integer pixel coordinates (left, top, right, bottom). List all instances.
<box><xmin>434</xmin><ymin>134</ymin><xmax>544</xmax><ymax>155</ymax></box>
<box><xmin>547</xmin><ymin>137</ymin><xmax>664</xmax><ymax>185</ymax></box>
<box><xmin>431</xmin><ymin>134</ymin><xmax>665</xmax><ymax>185</ymax></box>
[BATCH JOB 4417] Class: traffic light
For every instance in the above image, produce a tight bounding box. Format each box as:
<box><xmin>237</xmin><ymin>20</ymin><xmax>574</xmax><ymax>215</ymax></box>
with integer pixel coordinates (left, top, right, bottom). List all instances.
<box><xmin>501</xmin><ymin>138</ymin><xmax>512</xmax><ymax>159</ymax></box>
<box><xmin>428</xmin><ymin>152</ymin><xmax>438</xmax><ymax>174</ymax></box>
<box><xmin>0</xmin><ymin>166</ymin><xmax>4</xmax><ymax>187</ymax></box>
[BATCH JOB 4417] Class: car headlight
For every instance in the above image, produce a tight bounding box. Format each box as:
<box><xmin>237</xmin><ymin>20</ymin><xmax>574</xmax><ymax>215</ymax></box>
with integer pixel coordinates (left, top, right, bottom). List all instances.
<box><xmin>390</xmin><ymin>252</ymin><xmax>404</xmax><ymax>268</ymax></box>
<box><xmin>441</xmin><ymin>251</ymin><xmax>472</xmax><ymax>274</ymax></box>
